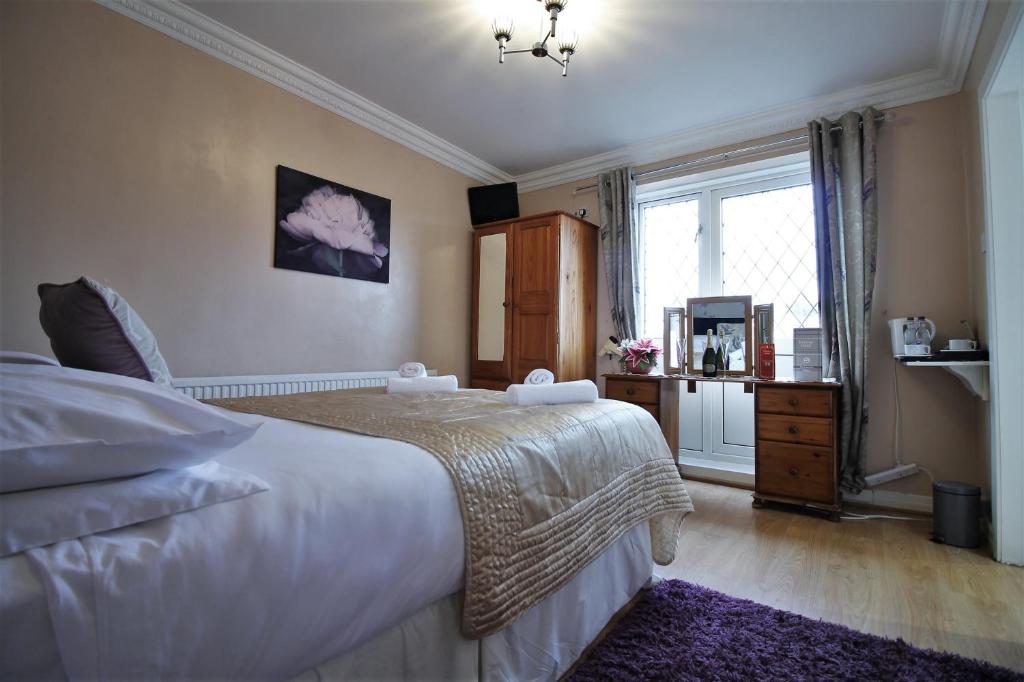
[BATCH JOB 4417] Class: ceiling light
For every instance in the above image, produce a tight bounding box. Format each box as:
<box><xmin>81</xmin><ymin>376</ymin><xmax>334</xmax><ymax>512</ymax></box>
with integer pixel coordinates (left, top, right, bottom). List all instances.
<box><xmin>492</xmin><ymin>0</ymin><xmax>579</xmax><ymax>77</ymax></box>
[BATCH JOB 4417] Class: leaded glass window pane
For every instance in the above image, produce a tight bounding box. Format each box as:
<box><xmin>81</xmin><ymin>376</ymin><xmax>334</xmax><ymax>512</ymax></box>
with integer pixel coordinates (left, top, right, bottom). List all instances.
<box><xmin>720</xmin><ymin>183</ymin><xmax>818</xmax><ymax>360</ymax></box>
<box><xmin>640</xmin><ymin>198</ymin><xmax>699</xmax><ymax>341</ymax></box>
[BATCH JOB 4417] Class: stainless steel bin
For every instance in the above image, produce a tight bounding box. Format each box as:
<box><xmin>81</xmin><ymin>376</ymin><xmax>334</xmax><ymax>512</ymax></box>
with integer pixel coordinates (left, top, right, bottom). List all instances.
<box><xmin>931</xmin><ymin>481</ymin><xmax>981</xmax><ymax>548</ymax></box>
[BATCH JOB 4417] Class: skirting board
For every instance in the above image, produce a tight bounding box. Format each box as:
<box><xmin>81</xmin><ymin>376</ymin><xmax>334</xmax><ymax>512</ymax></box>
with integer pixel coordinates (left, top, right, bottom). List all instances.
<box><xmin>679</xmin><ymin>460</ymin><xmax>933</xmax><ymax>514</ymax></box>
<box><xmin>173</xmin><ymin>369</ymin><xmax>436</xmax><ymax>400</ymax></box>
<box><xmin>841</xmin><ymin>489</ymin><xmax>933</xmax><ymax>515</ymax></box>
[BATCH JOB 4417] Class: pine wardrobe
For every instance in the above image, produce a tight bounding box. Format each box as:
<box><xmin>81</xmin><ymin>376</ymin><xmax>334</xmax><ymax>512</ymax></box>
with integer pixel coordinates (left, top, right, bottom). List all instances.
<box><xmin>470</xmin><ymin>211</ymin><xmax>599</xmax><ymax>389</ymax></box>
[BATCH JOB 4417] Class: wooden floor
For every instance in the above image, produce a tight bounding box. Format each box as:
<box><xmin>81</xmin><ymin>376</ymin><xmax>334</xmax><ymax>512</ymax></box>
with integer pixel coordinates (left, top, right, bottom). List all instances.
<box><xmin>658</xmin><ymin>481</ymin><xmax>1024</xmax><ymax>672</ymax></box>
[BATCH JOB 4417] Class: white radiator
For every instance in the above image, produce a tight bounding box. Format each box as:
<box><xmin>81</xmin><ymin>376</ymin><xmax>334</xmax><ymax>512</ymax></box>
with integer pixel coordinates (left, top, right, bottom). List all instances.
<box><xmin>173</xmin><ymin>369</ymin><xmax>435</xmax><ymax>400</ymax></box>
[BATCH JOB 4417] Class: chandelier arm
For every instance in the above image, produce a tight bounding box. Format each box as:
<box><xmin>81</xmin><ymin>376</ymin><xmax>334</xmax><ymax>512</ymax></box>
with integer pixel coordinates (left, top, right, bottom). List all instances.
<box><xmin>488</xmin><ymin>3</ymin><xmax>575</xmax><ymax>76</ymax></box>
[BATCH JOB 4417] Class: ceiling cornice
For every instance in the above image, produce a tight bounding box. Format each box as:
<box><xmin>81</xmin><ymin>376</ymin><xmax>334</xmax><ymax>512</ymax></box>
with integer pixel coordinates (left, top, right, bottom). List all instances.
<box><xmin>94</xmin><ymin>0</ymin><xmax>513</xmax><ymax>185</ymax></box>
<box><xmin>95</xmin><ymin>0</ymin><xmax>985</xmax><ymax>194</ymax></box>
<box><xmin>514</xmin><ymin>0</ymin><xmax>987</xmax><ymax>193</ymax></box>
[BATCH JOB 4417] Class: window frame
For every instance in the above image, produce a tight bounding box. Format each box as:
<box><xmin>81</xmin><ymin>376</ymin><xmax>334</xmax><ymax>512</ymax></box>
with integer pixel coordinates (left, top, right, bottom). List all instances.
<box><xmin>636</xmin><ymin>152</ymin><xmax>815</xmax><ymax>373</ymax></box>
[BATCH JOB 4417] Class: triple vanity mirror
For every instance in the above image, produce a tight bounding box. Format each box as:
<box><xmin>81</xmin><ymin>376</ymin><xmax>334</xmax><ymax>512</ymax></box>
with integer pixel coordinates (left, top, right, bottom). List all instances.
<box><xmin>662</xmin><ymin>307</ymin><xmax>686</xmax><ymax>374</ymax></box>
<box><xmin>686</xmin><ymin>295</ymin><xmax>753</xmax><ymax>376</ymax></box>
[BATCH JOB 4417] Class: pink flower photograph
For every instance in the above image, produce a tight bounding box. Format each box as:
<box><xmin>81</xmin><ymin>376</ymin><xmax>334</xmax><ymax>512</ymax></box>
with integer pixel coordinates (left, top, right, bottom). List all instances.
<box><xmin>274</xmin><ymin>165</ymin><xmax>391</xmax><ymax>283</ymax></box>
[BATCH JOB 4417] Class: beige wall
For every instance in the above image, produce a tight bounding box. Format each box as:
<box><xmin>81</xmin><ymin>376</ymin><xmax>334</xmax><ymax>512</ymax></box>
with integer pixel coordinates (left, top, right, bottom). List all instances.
<box><xmin>521</xmin><ymin>94</ymin><xmax>984</xmax><ymax>498</ymax></box>
<box><xmin>0</xmin><ymin>1</ymin><xmax>477</xmax><ymax>380</ymax></box>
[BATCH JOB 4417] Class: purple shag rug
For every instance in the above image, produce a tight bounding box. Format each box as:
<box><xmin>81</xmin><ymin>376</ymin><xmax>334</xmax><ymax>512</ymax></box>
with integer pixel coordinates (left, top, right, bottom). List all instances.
<box><xmin>568</xmin><ymin>579</ymin><xmax>1023</xmax><ymax>682</ymax></box>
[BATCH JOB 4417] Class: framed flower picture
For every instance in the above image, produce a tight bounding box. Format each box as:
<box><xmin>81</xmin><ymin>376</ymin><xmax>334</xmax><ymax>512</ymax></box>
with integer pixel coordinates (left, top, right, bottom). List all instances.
<box><xmin>274</xmin><ymin>165</ymin><xmax>391</xmax><ymax>283</ymax></box>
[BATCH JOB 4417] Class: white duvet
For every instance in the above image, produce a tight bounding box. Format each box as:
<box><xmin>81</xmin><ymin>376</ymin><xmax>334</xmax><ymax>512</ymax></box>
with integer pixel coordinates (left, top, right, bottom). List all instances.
<box><xmin>0</xmin><ymin>409</ymin><xmax>465</xmax><ymax>680</ymax></box>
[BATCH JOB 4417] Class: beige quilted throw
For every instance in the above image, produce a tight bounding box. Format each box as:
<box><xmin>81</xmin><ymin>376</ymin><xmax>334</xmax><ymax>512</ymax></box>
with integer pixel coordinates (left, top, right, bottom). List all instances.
<box><xmin>208</xmin><ymin>388</ymin><xmax>693</xmax><ymax>637</ymax></box>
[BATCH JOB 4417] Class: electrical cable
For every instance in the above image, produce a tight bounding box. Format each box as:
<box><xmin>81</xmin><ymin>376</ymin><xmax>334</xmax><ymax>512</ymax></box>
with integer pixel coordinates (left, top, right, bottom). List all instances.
<box><xmin>842</xmin><ymin>359</ymin><xmax>933</xmax><ymax>523</ymax></box>
<box><xmin>893</xmin><ymin>360</ymin><xmax>935</xmax><ymax>483</ymax></box>
<box><xmin>893</xmin><ymin>357</ymin><xmax>903</xmax><ymax>466</ymax></box>
<box><xmin>841</xmin><ymin>511</ymin><xmax>927</xmax><ymax>522</ymax></box>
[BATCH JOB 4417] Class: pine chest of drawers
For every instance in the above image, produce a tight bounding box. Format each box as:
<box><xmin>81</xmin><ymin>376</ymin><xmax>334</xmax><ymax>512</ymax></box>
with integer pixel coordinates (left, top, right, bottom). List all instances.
<box><xmin>753</xmin><ymin>381</ymin><xmax>842</xmax><ymax>520</ymax></box>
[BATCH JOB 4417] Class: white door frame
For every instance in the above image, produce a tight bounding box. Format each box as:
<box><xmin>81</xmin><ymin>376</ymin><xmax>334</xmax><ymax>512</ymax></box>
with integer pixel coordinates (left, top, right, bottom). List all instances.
<box><xmin>979</xmin><ymin>4</ymin><xmax>1024</xmax><ymax>565</ymax></box>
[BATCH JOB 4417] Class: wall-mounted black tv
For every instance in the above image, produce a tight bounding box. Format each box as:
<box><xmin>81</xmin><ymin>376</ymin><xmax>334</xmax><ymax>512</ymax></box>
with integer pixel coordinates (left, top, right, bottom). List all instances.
<box><xmin>467</xmin><ymin>182</ymin><xmax>519</xmax><ymax>226</ymax></box>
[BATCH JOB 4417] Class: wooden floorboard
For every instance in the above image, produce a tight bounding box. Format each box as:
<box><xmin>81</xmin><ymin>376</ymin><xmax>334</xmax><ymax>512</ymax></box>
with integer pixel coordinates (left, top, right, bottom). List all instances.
<box><xmin>654</xmin><ymin>481</ymin><xmax>1024</xmax><ymax>672</ymax></box>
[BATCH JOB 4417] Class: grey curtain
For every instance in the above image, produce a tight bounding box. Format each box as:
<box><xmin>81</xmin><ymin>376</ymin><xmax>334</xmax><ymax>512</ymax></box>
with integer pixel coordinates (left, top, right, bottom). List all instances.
<box><xmin>597</xmin><ymin>167</ymin><xmax>640</xmax><ymax>340</ymax></box>
<box><xmin>809</xmin><ymin>108</ymin><xmax>880</xmax><ymax>493</ymax></box>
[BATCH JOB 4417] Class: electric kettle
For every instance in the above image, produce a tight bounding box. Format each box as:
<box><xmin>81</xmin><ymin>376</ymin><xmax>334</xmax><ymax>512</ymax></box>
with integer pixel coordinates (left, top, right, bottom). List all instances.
<box><xmin>888</xmin><ymin>317</ymin><xmax>936</xmax><ymax>357</ymax></box>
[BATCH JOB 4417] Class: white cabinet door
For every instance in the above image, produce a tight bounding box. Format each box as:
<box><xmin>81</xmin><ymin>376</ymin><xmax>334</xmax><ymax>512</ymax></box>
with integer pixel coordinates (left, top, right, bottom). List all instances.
<box><xmin>714</xmin><ymin>382</ymin><xmax>755</xmax><ymax>457</ymax></box>
<box><xmin>678</xmin><ymin>381</ymin><xmax>704</xmax><ymax>455</ymax></box>
<box><xmin>676</xmin><ymin>381</ymin><xmax>754</xmax><ymax>463</ymax></box>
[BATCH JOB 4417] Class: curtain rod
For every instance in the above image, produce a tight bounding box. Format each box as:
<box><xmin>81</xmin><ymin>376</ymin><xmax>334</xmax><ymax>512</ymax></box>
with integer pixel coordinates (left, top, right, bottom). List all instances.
<box><xmin>572</xmin><ymin>112</ymin><xmax>891</xmax><ymax>194</ymax></box>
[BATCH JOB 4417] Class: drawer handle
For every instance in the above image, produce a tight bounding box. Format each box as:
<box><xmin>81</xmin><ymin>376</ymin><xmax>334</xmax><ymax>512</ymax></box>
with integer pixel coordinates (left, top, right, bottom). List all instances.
<box><xmin>788</xmin><ymin>426</ymin><xmax>799</xmax><ymax>435</ymax></box>
<box><xmin>788</xmin><ymin>398</ymin><xmax>799</xmax><ymax>407</ymax></box>
<box><xmin>626</xmin><ymin>388</ymin><xmax>636</xmax><ymax>396</ymax></box>
<box><xmin>789</xmin><ymin>467</ymin><xmax>800</xmax><ymax>477</ymax></box>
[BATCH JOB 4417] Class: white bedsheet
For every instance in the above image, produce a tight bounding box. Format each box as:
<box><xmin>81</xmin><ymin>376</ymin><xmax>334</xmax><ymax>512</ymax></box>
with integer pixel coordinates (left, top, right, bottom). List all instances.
<box><xmin>1</xmin><ymin>409</ymin><xmax>465</xmax><ymax>679</ymax></box>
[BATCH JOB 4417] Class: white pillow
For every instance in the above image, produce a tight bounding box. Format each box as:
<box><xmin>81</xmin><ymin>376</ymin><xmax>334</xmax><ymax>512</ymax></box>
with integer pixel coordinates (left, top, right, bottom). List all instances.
<box><xmin>0</xmin><ymin>351</ymin><xmax>60</xmax><ymax>366</ymax></box>
<box><xmin>0</xmin><ymin>461</ymin><xmax>269</xmax><ymax>557</ymax></box>
<box><xmin>0</xmin><ymin>364</ymin><xmax>260</xmax><ymax>493</ymax></box>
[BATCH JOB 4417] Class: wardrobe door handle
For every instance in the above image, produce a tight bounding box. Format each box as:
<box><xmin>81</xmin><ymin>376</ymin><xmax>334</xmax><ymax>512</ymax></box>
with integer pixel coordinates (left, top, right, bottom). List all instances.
<box><xmin>789</xmin><ymin>467</ymin><xmax>800</xmax><ymax>477</ymax></box>
<box><xmin>502</xmin><ymin>301</ymin><xmax>510</xmax><ymax>308</ymax></box>
<box><xmin>788</xmin><ymin>426</ymin><xmax>799</xmax><ymax>435</ymax></box>
<box><xmin>788</xmin><ymin>398</ymin><xmax>799</xmax><ymax>407</ymax></box>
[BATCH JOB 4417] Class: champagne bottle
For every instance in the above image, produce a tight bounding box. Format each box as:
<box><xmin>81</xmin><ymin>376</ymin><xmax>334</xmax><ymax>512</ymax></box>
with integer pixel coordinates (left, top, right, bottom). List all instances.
<box><xmin>702</xmin><ymin>330</ymin><xmax>717</xmax><ymax>377</ymax></box>
<box><xmin>715</xmin><ymin>330</ymin><xmax>725</xmax><ymax>372</ymax></box>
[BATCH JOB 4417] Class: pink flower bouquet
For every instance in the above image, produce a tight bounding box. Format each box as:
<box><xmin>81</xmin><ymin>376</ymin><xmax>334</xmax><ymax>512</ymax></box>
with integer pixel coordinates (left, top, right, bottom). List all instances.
<box><xmin>618</xmin><ymin>338</ymin><xmax>663</xmax><ymax>374</ymax></box>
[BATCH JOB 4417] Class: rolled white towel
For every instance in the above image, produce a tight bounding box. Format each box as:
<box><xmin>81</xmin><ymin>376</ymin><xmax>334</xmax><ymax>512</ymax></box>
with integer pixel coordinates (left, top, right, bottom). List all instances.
<box><xmin>386</xmin><ymin>375</ymin><xmax>458</xmax><ymax>394</ymax></box>
<box><xmin>505</xmin><ymin>380</ymin><xmax>599</xmax><ymax>406</ymax></box>
<box><xmin>398</xmin><ymin>362</ymin><xmax>427</xmax><ymax>378</ymax></box>
<box><xmin>523</xmin><ymin>368</ymin><xmax>555</xmax><ymax>385</ymax></box>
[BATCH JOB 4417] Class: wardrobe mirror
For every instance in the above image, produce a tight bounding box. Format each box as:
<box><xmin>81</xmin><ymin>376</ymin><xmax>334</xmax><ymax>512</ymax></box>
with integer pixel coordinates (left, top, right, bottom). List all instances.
<box><xmin>686</xmin><ymin>296</ymin><xmax>753</xmax><ymax>376</ymax></box>
<box><xmin>476</xmin><ymin>232</ymin><xmax>507</xmax><ymax>362</ymax></box>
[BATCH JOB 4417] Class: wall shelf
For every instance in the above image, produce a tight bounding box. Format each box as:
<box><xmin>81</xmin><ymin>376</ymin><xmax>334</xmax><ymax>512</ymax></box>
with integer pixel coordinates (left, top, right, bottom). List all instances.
<box><xmin>902</xmin><ymin>360</ymin><xmax>990</xmax><ymax>400</ymax></box>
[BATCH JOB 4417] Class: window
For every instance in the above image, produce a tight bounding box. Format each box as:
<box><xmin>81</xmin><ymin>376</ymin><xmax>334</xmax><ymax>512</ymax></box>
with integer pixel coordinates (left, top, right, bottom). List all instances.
<box><xmin>638</xmin><ymin>156</ymin><xmax>817</xmax><ymax>378</ymax></box>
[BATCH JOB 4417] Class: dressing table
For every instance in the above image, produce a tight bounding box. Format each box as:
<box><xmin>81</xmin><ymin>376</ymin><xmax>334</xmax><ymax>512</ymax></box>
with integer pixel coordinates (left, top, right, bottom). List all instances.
<box><xmin>604</xmin><ymin>373</ymin><xmax>841</xmax><ymax>519</ymax></box>
<box><xmin>605</xmin><ymin>295</ymin><xmax>842</xmax><ymax>520</ymax></box>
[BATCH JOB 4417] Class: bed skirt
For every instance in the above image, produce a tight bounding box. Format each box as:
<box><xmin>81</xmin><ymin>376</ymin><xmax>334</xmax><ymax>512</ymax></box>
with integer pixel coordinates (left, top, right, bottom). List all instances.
<box><xmin>291</xmin><ymin>522</ymin><xmax>654</xmax><ymax>682</ymax></box>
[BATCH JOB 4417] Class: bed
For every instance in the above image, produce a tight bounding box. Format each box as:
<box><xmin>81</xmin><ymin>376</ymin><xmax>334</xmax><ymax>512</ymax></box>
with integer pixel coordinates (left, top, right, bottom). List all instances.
<box><xmin>0</xmin><ymin>362</ymin><xmax>692</xmax><ymax>680</ymax></box>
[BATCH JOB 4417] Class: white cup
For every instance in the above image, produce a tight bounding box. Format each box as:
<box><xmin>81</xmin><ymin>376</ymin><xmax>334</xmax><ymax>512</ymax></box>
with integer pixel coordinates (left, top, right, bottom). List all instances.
<box><xmin>948</xmin><ymin>339</ymin><xmax>978</xmax><ymax>351</ymax></box>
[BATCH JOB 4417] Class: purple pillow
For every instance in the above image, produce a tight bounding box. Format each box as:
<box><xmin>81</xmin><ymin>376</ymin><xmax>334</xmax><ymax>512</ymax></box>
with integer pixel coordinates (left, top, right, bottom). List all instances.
<box><xmin>37</xmin><ymin>277</ymin><xmax>172</xmax><ymax>386</ymax></box>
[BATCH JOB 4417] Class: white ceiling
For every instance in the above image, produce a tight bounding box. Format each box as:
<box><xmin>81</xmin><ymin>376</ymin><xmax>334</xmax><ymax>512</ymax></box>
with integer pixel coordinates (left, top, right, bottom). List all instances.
<box><xmin>171</xmin><ymin>0</ymin><xmax>980</xmax><ymax>183</ymax></box>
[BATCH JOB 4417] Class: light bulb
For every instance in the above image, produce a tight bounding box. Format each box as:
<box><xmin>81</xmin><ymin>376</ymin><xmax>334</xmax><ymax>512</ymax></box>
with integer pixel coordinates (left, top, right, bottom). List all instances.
<box><xmin>557</xmin><ymin>30</ymin><xmax>579</xmax><ymax>55</ymax></box>
<box><xmin>491</xmin><ymin>16</ymin><xmax>514</xmax><ymax>42</ymax></box>
<box><xmin>543</xmin><ymin>0</ymin><xmax>567</xmax><ymax>37</ymax></box>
